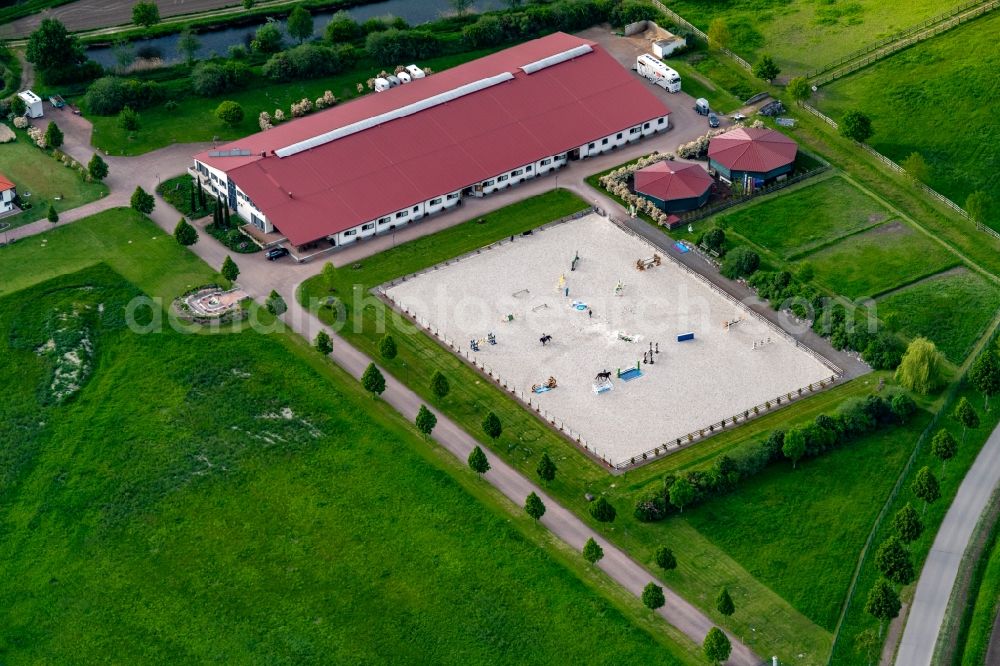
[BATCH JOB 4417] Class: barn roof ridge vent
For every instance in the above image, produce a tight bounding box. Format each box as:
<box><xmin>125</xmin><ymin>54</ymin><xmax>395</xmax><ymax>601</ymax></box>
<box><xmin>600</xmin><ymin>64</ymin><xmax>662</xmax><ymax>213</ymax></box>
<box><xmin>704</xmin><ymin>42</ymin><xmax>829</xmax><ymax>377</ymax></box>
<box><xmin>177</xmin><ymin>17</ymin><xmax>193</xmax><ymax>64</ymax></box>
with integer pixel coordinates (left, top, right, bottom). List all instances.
<box><xmin>519</xmin><ymin>44</ymin><xmax>593</xmax><ymax>74</ymax></box>
<box><xmin>275</xmin><ymin>72</ymin><xmax>516</xmax><ymax>158</ymax></box>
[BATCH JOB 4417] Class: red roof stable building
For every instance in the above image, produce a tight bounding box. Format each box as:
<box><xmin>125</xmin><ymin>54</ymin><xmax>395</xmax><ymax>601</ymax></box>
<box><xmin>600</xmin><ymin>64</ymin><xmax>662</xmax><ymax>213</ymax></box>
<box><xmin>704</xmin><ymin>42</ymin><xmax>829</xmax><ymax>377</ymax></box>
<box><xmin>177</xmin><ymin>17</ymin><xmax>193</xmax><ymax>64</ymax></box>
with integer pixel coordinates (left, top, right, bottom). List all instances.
<box><xmin>0</xmin><ymin>173</ymin><xmax>15</xmax><ymax>214</ymax></box>
<box><xmin>634</xmin><ymin>160</ymin><xmax>713</xmax><ymax>213</ymax></box>
<box><xmin>193</xmin><ymin>32</ymin><xmax>671</xmax><ymax>254</ymax></box>
<box><xmin>708</xmin><ymin>127</ymin><xmax>797</xmax><ymax>185</ymax></box>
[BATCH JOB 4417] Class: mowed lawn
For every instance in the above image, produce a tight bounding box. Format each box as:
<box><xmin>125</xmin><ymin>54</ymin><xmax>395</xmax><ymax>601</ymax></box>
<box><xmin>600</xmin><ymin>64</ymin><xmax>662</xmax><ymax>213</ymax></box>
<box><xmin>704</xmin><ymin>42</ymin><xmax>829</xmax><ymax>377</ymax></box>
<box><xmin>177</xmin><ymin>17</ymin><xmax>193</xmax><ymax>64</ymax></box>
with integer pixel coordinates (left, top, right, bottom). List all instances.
<box><xmin>665</xmin><ymin>0</ymin><xmax>961</xmax><ymax>74</ymax></box>
<box><xmin>683</xmin><ymin>410</ymin><xmax>927</xmax><ymax>631</ymax></box>
<box><xmin>818</xmin><ymin>10</ymin><xmax>1000</xmax><ymax>227</ymax></box>
<box><xmin>721</xmin><ymin>175</ymin><xmax>893</xmax><ymax>259</ymax></box>
<box><xmin>877</xmin><ymin>268</ymin><xmax>1000</xmax><ymax>363</ymax></box>
<box><xmin>0</xmin><ymin>133</ymin><xmax>107</xmax><ymax>228</ymax></box>
<box><xmin>0</xmin><ymin>207</ymin><xmax>214</xmax><ymax>299</ymax></box>
<box><xmin>0</xmin><ymin>227</ymin><xmax>697</xmax><ymax>662</ymax></box>
<box><xmin>805</xmin><ymin>221</ymin><xmax>959</xmax><ymax>299</ymax></box>
<box><xmin>87</xmin><ymin>49</ymin><xmax>502</xmax><ymax>156</ymax></box>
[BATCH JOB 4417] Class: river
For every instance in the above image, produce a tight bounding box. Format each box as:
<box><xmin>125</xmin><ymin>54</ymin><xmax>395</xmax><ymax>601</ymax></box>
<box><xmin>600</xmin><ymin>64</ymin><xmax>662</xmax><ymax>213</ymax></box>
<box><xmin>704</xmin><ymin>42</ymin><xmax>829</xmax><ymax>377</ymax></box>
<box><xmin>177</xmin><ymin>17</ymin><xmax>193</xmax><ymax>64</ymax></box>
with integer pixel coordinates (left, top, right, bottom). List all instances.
<box><xmin>87</xmin><ymin>0</ymin><xmax>502</xmax><ymax>68</ymax></box>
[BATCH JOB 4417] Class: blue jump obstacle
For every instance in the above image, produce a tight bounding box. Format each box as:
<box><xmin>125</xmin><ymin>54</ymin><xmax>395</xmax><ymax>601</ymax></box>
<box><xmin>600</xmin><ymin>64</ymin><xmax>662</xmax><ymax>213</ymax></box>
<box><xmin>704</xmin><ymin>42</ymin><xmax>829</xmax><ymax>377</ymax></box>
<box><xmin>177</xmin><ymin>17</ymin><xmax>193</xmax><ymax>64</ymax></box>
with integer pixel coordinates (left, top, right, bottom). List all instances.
<box><xmin>619</xmin><ymin>368</ymin><xmax>644</xmax><ymax>382</ymax></box>
<box><xmin>677</xmin><ymin>332</ymin><xmax>695</xmax><ymax>342</ymax></box>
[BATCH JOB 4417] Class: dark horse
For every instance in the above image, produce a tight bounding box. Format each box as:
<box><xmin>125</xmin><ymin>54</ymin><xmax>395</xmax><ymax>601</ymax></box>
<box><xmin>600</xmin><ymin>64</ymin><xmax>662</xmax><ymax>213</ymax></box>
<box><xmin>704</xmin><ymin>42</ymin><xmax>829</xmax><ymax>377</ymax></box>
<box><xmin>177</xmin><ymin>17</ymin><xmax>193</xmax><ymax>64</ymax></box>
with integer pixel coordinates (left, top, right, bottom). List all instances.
<box><xmin>539</xmin><ymin>334</ymin><xmax>553</xmax><ymax>346</ymax></box>
<box><xmin>595</xmin><ymin>370</ymin><xmax>612</xmax><ymax>382</ymax></box>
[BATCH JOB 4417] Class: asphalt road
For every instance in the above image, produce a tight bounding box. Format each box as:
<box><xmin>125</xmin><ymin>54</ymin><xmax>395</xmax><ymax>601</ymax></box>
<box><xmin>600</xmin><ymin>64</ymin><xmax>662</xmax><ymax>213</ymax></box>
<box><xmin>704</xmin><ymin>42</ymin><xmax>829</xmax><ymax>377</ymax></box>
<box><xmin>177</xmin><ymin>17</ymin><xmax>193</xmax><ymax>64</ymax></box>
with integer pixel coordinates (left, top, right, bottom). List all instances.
<box><xmin>895</xmin><ymin>420</ymin><xmax>1000</xmax><ymax>665</ymax></box>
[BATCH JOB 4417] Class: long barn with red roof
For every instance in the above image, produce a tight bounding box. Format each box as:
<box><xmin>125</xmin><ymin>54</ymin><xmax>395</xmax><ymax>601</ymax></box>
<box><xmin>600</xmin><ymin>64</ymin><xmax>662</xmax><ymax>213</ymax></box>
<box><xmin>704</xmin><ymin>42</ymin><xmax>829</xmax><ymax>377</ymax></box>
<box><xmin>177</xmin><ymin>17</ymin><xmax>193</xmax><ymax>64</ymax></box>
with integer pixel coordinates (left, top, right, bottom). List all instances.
<box><xmin>192</xmin><ymin>32</ymin><xmax>671</xmax><ymax>254</ymax></box>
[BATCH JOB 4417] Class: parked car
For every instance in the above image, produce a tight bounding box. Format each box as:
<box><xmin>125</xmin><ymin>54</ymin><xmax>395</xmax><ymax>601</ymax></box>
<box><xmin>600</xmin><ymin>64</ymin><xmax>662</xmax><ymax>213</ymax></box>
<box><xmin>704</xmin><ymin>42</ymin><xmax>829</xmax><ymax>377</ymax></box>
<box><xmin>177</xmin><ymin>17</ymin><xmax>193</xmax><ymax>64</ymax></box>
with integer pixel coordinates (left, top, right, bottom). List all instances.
<box><xmin>265</xmin><ymin>247</ymin><xmax>289</xmax><ymax>261</ymax></box>
<box><xmin>708</xmin><ymin>112</ymin><xmax>720</xmax><ymax>128</ymax></box>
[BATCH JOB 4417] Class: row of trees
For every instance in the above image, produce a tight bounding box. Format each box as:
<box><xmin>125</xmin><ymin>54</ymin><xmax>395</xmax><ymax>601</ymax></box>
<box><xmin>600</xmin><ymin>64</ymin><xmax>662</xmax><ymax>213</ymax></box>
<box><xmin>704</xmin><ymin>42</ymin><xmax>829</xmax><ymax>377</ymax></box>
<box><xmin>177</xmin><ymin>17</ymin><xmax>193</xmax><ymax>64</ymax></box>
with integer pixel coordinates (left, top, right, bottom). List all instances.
<box><xmin>635</xmin><ymin>392</ymin><xmax>914</xmax><ymax>522</ymax></box>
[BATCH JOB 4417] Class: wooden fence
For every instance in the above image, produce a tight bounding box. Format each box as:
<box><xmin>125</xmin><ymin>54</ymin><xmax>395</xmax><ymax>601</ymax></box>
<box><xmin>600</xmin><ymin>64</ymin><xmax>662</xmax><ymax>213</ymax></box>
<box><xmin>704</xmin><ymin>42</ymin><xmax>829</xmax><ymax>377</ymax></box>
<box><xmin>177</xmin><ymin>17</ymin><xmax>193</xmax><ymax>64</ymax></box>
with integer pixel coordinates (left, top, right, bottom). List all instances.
<box><xmin>673</xmin><ymin>166</ymin><xmax>828</xmax><ymax>224</ymax></box>
<box><xmin>651</xmin><ymin>0</ymin><xmax>752</xmax><ymax>71</ymax></box>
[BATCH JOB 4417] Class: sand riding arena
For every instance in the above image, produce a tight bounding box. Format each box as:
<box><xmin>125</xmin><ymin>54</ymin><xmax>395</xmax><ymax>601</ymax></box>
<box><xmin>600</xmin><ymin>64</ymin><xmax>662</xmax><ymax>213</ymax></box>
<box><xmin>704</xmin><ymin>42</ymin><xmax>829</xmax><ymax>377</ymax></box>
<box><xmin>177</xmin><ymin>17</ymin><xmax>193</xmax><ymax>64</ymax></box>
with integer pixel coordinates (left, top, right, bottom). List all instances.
<box><xmin>383</xmin><ymin>213</ymin><xmax>840</xmax><ymax>469</ymax></box>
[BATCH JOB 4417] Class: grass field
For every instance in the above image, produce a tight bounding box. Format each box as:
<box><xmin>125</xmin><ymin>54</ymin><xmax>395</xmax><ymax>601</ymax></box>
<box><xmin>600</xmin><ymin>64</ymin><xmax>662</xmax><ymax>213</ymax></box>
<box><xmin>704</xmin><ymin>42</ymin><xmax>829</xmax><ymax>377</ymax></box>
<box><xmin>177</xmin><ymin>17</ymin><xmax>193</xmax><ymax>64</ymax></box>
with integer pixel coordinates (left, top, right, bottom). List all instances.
<box><xmin>806</xmin><ymin>221</ymin><xmax>960</xmax><ymax>299</ymax></box>
<box><xmin>87</xmin><ymin>49</ymin><xmax>501</xmax><ymax>156</ymax></box>
<box><xmin>0</xmin><ymin>213</ymin><xmax>702</xmax><ymax>664</ymax></box>
<box><xmin>817</xmin><ymin>10</ymin><xmax>1000</xmax><ymax>229</ymax></box>
<box><xmin>720</xmin><ymin>175</ymin><xmax>893</xmax><ymax>259</ymax></box>
<box><xmin>665</xmin><ymin>0</ymin><xmax>964</xmax><ymax>74</ymax></box>
<box><xmin>877</xmin><ymin>268</ymin><xmax>1000</xmax><ymax>363</ymax></box>
<box><xmin>0</xmin><ymin>133</ymin><xmax>107</xmax><ymax>228</ymax></box>
<box><xmin>831</xmin><ymin>377</ymin><xmax>1000</xmax><ymax>664</ymax></box>
<box><xmin>683</xmin><ymin>411</ymin><xmax>928</xmax><ymax>631</ymax></box>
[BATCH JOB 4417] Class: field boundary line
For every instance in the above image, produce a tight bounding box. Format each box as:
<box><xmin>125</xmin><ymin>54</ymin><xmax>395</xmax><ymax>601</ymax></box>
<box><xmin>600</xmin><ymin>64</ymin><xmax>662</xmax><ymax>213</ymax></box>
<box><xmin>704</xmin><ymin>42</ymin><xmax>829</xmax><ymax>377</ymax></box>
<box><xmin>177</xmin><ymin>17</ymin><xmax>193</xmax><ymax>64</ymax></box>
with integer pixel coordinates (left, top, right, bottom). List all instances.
<box><xmin>807</xmin><ymin>0</ymin><xmax>1000</xmax><ymax>85</ymax></box>
<box><xmin>785</xmin><ymin>217</ymin><xmax>896</xmax><ymax>262</ymax></box>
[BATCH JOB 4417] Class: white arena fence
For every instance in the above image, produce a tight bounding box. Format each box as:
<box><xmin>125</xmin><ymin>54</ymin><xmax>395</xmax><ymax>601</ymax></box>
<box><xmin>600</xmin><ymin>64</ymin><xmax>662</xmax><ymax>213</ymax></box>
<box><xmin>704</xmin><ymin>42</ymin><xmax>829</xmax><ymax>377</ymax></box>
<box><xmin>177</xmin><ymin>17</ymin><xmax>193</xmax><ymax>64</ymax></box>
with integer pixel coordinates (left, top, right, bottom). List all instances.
<box><xmin>379</xmin><ymin>208</ymin><xmax>844</xmax><ymax>471</ymax></box>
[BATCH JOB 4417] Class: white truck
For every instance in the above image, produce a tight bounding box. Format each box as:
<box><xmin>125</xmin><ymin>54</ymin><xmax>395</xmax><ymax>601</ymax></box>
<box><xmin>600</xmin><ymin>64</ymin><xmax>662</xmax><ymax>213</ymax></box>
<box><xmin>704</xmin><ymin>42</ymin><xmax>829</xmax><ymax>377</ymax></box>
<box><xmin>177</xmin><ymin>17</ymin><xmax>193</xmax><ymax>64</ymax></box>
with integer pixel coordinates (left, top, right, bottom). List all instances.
<box><xmin>636</xmin><ymin>54</ymin><xmax>681</xmax><ymax>93</ymax></box>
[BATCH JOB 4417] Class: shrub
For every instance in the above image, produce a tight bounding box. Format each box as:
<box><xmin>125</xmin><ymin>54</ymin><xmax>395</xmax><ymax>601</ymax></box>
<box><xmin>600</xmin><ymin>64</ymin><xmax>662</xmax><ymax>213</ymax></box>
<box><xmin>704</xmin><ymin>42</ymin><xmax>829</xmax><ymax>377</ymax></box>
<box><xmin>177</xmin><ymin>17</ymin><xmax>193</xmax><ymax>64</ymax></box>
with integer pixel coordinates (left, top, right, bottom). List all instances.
<box><xmin>589</xmin><ymin>496</ymin><xmax>616</xmax><ymax>523</ymax></box>
<box><xmin>251</xmin><ymin>22</ymin><xmax>284</xmax><ymax>53</ymax></box>
<box><xmin>85</xmin><ymin>76</ymin><xmax>164</xmax><ymax>115</ymax></box>
<box><xmin>895</xmin><ymin>337</ymin><xmax>947</xmax><ymax>394</ymax></box>
<box><xmin>130</xmin><ymin>186</ymin><xmax>154</xmax><ymax>213</ymax></box>
<box><xmin>46</xmin><ymin>121</ymin><xmax>64</xmax><ymax>148</ymax></box>
<box><xmin>215</xmin><ymin>100</ymin><xmax>244</xmax><ymax>126</ymax></box>
<box><xmin>173</xmin><ymin>218</ymin><xmax>198</xmax><ymax>245</ymax></box>
<box><xmin>326</xmin><ymin>11</ymin><xmax>362</xmax><ymax>43</ymax></box>
<box><xmin>720</xmin><ymin>246</ymin><xmax>759</xmax><ymax>279</ymax></box>
<box><xmin>365</xmin><ymin>29</ymin><xmax>442</xmax><ymax>65</ymax></box>
<box><xmin>262</xmin><ymin>43</ymin><xmax>356</xmax><ymax>81</ymax></box>
<box><xmin>117</xmin><ymin>106</ymin><xmax>139</xmax><ymax>130</ymax></box>
<box><xmin>132</xmin><ymin>1</ymin><xmax>160</xmax><ymax>27</ymax></box>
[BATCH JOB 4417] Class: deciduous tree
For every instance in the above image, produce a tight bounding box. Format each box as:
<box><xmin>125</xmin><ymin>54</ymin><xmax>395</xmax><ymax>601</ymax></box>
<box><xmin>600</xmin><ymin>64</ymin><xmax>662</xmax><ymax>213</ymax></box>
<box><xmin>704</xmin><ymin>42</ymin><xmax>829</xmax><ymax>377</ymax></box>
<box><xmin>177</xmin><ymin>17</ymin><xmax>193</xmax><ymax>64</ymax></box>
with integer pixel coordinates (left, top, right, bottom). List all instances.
<box><xmin>221</xmin><ymin>255</ymin><xmax>240</xmax><ymax>282</ymax></box>
<box><xmin>481</xmin><ymin>411</ymin><xmax>502</xmax><ymax>442</ymax></box>
<box><xmin>524</xmin><ymin>491</ymin><xmax>545</xmax><ymax>520</ymax></box>
<box><xmin>892</xmin><ymin>503</ymin><xmax>922</xmax><ymax>543</ymax></box>
<box><xmin>930</xmin><ymin>428</ymin><xmax>958</xmax><ymax>470</ymax></box>
<box><xmin>864</xmin><ymin>579</ymin><xmax>900</xmax><ymax>636</ymax></box>
<box><xmin>668</xmin><ymin>477</ymin><xmax>696</xmax><ymax>511</ymax></box>
<box><xmin>44</xmin><ymin>122</ymin><xmax>63</xmax><ymax>148</ymax></box>
<box><xmin>287</xmin><ymin>5</ymin><xmax>314</xmax><ymax>44</ymax></box>
<box><xmin>912</xmin><ymin>466</ymin><xmax>941</xmax><ymax>512</ymax></box>
<box><xmin>415</xmin><ymin>405</ymin><xmax>437</xmax><ymax>437</ymax></box>
<box><xmin>890</xmin><ymin>393</ymin><xmax>916</xmax><ymax>423</ymax></box>
<box><xmin>378</xmin><ymin>334</ymin><xmax>398</xmax><ymax>360</ymax></box>
<box><xmin>895</xmin><ymin>337</ymin><xmax>946</xmax><ymax>395</ymax></box>
<box><xmin>787</xmin><ymin>76</ymin><xmax>811</xmax><ymax>105</ymax></box>
<box><xmin>752</xmin><ymin>54</ymin><xmax>780</xmax><ymax>82</ymax></box>
<box><xmin>130</xmin><ymin>185</ymin><xmax>154</xmax><ymax>213</ymax></box>
<box><xmin>579</xmin><ymin>537</ymin><xmax>604</xmax><ymax>565</ymax></box>
<box><xmin>26</xmin><ymin>19</ymin><xmax>84</xmax><ymax>75</ymax></box>
<box><xmin>589</xmin><ymin>496</ymin><xmax>617</xmax><ymax>523</ymax></box>
<box><xmin>361</xmin><ymin>362</ymin><xmax>385</xmax><ymax>397</ymax></box>
<box><xmin>641</xmin><ymin>582</ymin><xmax>665</xmax><ymax>610</ymax></box>
<box><xmin>875</xmin><ymin>536</ymin><xmax>914</xmax><ymax>585</ymax></box>
<box><xmin>839</xmin><ymin>110</ymin><xmax>874</xmax><ymax>143</ymax></box>
<box><xmin>536</xmin><ymin>452</ymin><xmax>556</xmax><ymax>483</ymax></box>
<box><xmin>703</xmin><ymin>627</ymin><xmax>732</xmax><ymax>665</ymax></box>
<box><xmin>430</xmin><ymin>370</ymin><xmax>450</xmax><ymax>399</ymax></box>
<box><xmin>655</xmin><ymin>546</ymin><xmax>677</xmax><ymax>571</ymax></box>
<box><xmin>954</xmin><ymin>397</ymin><xmax>979</xmax><ymax>442</ymax></box>
<box><xmin>173</xmin><ymin>218</ymin><xmax>198</xmax><ymax>246</ymax></box>
<box><xmin>266</xmin><ymin>290</ymin><xmax>287</xmax><ymax>316</ymax></box>
<box><xmin>215</xmin><ymin>100</ymin><xmax>244</xmax><ymax>127</ymax></box>
<box><xmin>901</xmin><ymin>151</ymin><xmax>931</xmax><ymax>184</ymax></box>
<box><xmin>782</xmin><ymin>428</ymin><xmax>806</xmax><ymax>468</ymax></box>
<box><xmin>132</xmin><ymin>1</ymin><xmax>160</xmax><ymax>27</ymax></box>
<box><xmin>971</xmin><ymin>348</ymin><xmax>1000</xmax><ymax>411</ymax></box>
<box><xmin>716</xmin><ymin>587</ymin><xmax>735</xmax><ymax>616</ymax></box>
<box><xmin>314</xmin><ymin>330</ymin><xmax>333</xmax><ymax>355</ymax></box>
<box><xmin>178</xmin><ymin>29</ymin><xmax>201</xmax><ymax>63</ymax></box>
<box><xmin>88</xmin><ymin>153</ymin><xmax>108</xmax><ymax>180</ymax></box>
<box><xmin>468</xmin><ymin>445</ymin><xmax>490</xmax><ymax>476</ymax></box>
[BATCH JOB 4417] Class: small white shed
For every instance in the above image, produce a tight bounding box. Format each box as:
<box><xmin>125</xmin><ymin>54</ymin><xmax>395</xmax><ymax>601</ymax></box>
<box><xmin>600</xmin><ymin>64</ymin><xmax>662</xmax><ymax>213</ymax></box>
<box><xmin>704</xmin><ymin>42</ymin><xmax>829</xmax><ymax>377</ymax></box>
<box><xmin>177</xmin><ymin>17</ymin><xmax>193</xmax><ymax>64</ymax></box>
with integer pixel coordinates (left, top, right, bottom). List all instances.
<box><xmin>18</xmin><ymin>90</ymin><xmax>44</xmax><ymax>118</ymax></box>
<box><xmin>0</xmin><ymin>173</ymin><xmax>16</xmax><ymax>213</ymax></box>
<box><xmin>652</xmin><ymin>37</ymin><xmax>687</xmax><ymax>58</ymax></box>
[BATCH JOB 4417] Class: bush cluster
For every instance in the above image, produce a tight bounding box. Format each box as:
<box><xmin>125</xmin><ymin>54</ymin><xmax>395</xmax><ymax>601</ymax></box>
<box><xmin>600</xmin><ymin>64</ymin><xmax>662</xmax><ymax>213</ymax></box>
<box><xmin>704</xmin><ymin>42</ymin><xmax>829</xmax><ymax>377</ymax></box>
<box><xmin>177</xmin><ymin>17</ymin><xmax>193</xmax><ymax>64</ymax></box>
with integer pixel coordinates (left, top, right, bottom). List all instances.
<box><xmin>262</xmin><ymin>43</ymin><xmax>356</xmax><ymax>81</ymax></box>
<box><xmin>84</xmin><ymin>76</ymin><xmax>165</xmax><ymax>115</ymax></box>
<box><xmin>634</xmin><ymin>393</ymin><xmax>910</xmax><ymax>522</ymax></box>
<box><xmin>365</xmin><ymin>28</ymin><xmax>444</xmax><ymax>65</ymax></box>
<box><xmin>191</xmin><ymin>60</ymin><xmax>251</xmax><ymax>96</ymax></box>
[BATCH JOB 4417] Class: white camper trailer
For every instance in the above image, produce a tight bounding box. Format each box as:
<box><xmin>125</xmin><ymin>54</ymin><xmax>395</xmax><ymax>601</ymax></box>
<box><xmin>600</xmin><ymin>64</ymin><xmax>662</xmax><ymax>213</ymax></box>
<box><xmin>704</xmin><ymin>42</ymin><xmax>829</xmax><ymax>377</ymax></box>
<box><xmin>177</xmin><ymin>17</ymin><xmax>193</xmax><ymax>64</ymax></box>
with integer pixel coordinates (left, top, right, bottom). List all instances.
<box><xmin>397</xmin><ymin>71</ymin><xmax>412</xmax><ymax>84</ymax></box>
<box><xmin>374</xmin><ymin>77</ymin><xmax>391</xmax><ymax>93</ymax></box>
<box><xmin>635</xmin><ymin>54</ymin><xmax>681</xmax><ymax>93</ymax></box>
<box><xmin>17</xmin><ymin>90</ymin><xmax>44</xmax><ymax>118</ymax></box>
<box><xmin>405</xmin><ymin>64</ymin><xmax>425</xmax><ymax>79</ymax></box>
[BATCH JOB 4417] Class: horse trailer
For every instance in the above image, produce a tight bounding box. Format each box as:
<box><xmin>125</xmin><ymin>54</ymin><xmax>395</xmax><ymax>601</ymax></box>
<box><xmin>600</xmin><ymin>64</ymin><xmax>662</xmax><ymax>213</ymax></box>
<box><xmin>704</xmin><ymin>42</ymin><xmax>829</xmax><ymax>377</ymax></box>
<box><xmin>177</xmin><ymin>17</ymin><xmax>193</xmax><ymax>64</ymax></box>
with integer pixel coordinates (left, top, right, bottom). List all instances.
<box><xmin>636</xmin><ymin>54</ymin><xmax>681</xmax><ymax>93</ymax></box>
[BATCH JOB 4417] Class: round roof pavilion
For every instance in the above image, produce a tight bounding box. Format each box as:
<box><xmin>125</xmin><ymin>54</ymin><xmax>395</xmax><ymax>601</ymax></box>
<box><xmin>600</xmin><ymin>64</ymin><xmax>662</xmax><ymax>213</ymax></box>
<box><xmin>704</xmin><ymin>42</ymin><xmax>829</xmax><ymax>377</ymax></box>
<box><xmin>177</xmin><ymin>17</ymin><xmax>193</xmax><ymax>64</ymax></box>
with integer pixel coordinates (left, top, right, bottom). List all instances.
<box><xmin>707</xmin><ymin>127</ymin><xmax>797</xmax><ymax>174</ymax></box>
<box><xmin>634</xmin><ymin>160</ymin><xmax>714</xmax><ymax>203</ymax></box>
